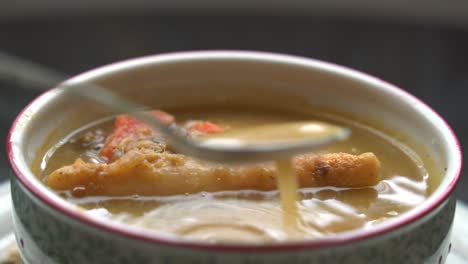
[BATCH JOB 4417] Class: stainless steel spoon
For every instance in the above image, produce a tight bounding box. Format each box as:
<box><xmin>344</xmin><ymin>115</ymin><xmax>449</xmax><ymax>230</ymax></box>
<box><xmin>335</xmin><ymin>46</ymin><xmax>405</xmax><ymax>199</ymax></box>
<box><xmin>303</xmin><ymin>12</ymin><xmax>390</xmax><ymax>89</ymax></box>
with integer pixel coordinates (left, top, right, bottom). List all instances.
<box><xmin>0</xmin><ymin>52</ymin><xmax>350</xmax><ymax>164</ymax></box>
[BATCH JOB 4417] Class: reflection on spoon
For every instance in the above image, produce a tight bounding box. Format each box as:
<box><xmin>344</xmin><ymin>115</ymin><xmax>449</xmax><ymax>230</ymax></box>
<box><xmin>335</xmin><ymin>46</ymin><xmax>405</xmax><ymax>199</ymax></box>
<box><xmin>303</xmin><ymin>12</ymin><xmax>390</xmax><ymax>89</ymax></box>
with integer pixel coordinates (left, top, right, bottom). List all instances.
<box><xmin>199</xmin><ymin>121</ymin><xmax>348</xmax><ymax>146</ymax></box>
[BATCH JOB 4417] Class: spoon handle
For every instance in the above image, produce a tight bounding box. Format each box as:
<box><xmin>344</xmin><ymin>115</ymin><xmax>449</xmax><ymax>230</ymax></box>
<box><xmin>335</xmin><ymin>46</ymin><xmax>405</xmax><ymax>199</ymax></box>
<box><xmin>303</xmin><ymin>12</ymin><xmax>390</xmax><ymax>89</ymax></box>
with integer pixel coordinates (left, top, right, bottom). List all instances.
<box><xmin>0</xmin><ymin>52</ymin><xmax>191</xmax><ymax>150</ymax></box>
<box><xmin>0</xmin><ymin>52</ymin><xmax>350</xmax><ymax>164</ymax></box>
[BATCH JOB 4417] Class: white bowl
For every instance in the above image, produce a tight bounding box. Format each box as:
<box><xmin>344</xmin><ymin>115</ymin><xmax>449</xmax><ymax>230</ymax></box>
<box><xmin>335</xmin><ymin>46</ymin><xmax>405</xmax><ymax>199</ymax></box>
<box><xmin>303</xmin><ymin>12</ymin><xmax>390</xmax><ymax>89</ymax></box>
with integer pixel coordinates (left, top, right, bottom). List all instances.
<box><xmin>7</xmin><ymin>51</ymin><xmax>462</xmax><ymax>263</ymax></box>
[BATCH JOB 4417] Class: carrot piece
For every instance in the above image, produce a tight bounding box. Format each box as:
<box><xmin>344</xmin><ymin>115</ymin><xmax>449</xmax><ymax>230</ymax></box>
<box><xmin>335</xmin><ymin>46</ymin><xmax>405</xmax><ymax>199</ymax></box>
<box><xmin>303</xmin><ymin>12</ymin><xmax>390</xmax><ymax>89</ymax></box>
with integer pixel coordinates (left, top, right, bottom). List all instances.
<box><xmin>100</xmin><ymin>110</ymin><xmax>174</xmax><ymax>160</ymax></box>
<box><xmin>190</xmin><ymin>121</ymin><xmax>224</xmax><ymax>134</ymax></box>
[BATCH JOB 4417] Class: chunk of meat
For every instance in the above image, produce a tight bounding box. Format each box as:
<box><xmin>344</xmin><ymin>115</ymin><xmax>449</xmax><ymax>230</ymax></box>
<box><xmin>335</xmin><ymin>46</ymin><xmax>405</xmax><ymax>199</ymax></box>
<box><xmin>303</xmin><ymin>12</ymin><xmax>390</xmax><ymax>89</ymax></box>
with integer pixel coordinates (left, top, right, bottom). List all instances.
<box><xmin>47</xmin><ymin>151</ymin><xmax>381</xmax><ymax>197</ymax></box>
<box><xmin>100</xmin><ymin>110</ymin><xmax>174</xmax><ymax>161</ymax></box>
<box><xmin>294</xmin><ymin>152</ymin><xmax>381</xmax><ymax>187</ymax></box>
<box><xmin>49</xmin><ymin>113</ymin><xmax>381</xmax><ymax>197</ymax></box>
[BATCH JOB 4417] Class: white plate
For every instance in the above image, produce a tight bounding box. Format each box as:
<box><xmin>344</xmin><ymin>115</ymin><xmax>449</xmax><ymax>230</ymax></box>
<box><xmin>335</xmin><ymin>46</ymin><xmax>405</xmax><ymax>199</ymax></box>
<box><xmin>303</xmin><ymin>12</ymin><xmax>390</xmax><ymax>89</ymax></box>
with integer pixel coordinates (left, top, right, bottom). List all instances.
<box><xmin>0</xmin><ymin>181</ymin><xmax>466</xmax><ymax>263</ymax></box>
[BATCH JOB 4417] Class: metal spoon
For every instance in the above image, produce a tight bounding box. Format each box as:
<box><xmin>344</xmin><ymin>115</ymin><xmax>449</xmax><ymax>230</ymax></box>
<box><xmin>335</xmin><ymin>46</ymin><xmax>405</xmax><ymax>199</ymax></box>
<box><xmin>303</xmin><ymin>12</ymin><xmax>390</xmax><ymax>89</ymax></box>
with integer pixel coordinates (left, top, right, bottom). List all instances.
<box><xmin>0</xmin><ymin>52</ymin><xmax>350</xmax><ymax>164</ymax></box>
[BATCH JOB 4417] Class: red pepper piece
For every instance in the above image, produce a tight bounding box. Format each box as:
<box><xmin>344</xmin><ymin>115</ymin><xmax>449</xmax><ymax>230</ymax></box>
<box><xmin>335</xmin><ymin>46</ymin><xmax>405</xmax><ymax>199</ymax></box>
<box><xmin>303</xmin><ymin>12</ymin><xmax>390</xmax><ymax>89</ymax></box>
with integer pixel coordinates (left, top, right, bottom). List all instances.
<box><xmin>190</xmin><ymin>121</ymin><xmax>225</xmax><ymax>134</ymax></box>
<box><xmin>100</xmin><ymin>110</ymin><xmax>174</xmax><ymax>160</ymax></box>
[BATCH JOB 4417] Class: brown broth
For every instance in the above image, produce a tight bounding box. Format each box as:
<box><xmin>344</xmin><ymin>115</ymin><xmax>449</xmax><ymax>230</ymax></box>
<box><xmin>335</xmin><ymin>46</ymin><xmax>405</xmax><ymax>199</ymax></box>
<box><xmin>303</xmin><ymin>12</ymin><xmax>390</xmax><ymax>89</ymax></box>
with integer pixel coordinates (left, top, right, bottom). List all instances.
<box><xmin>37</xmin><ymin>108</ymin><xmax>430</xmax><ymax>243</ymax></box>
<box><xmin>275</xmin><ymin>159</ymin><xmax>299</xmax><ymax>231</ymax></box>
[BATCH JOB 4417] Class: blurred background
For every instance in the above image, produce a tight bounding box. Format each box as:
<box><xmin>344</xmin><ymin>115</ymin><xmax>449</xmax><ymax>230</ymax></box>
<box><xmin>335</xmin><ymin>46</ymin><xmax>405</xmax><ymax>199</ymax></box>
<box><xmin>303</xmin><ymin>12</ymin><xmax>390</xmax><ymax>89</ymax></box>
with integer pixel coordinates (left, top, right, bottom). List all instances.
<box><xmin>0</xmin><ymin>0</ymin><xmax>467</xmax><ymax>201</ymax></box>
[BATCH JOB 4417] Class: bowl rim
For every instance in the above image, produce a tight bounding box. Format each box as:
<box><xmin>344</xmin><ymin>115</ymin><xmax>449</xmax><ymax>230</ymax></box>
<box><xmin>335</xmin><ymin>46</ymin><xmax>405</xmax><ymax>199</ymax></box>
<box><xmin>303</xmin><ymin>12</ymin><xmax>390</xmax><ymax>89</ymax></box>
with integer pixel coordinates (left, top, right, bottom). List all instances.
<box><xmin>6</xmin><ymin>50</ymin><xmax>463</xmax><ymax>252</ymax></box>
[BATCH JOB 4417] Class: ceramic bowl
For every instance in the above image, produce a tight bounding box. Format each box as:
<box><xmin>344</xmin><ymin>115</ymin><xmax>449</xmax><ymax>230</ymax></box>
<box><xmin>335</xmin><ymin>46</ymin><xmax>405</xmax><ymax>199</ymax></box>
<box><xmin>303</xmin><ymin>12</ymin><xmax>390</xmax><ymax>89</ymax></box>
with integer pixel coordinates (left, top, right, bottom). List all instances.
<box><xmin>7</xmin><ymin>51</ymin><xmax>462</xmax><ymax>264</ymax></box>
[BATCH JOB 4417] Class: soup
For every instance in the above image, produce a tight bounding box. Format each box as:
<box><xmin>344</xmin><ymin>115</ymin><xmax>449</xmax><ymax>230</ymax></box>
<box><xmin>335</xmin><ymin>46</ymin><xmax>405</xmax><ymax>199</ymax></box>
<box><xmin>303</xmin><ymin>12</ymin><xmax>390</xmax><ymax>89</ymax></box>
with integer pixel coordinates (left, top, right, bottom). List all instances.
<box><xmin>36</xmin><ymin>108</ymin><xmax>430</xmax><ymax>243</ymax></box>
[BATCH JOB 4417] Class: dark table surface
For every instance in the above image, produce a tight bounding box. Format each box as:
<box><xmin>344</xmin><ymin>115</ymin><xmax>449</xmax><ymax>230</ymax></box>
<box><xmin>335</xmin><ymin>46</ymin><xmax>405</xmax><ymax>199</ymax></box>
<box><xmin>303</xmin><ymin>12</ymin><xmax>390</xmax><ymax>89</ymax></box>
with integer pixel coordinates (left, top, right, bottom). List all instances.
<box><xmin>0</xmin><ymin>14</ymin><xmax>466</xmax><ymax>201</ymax></box>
